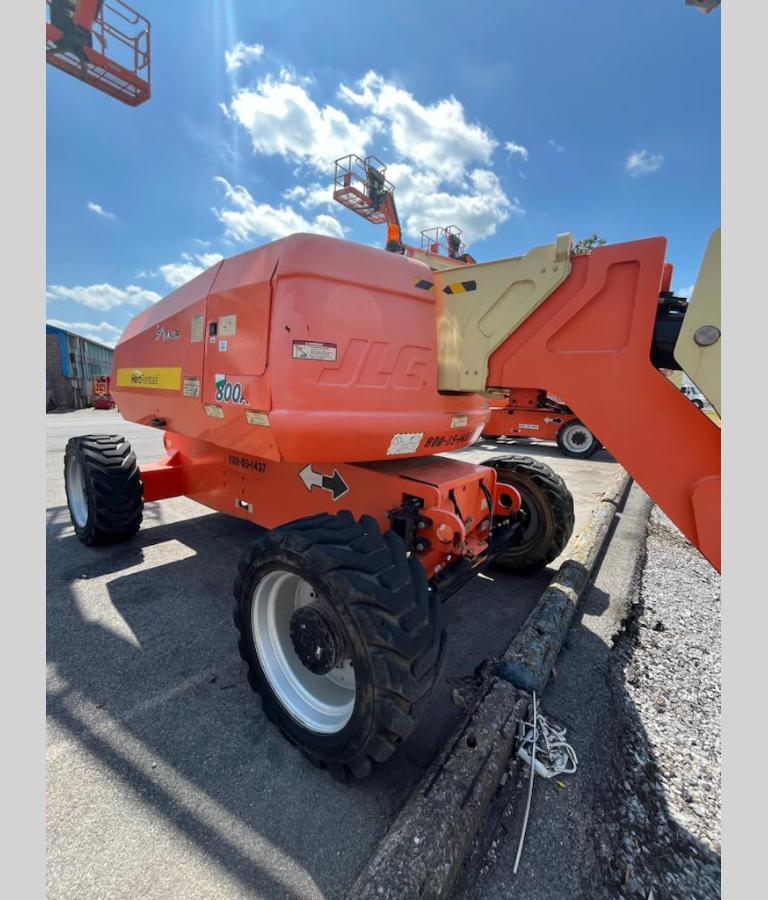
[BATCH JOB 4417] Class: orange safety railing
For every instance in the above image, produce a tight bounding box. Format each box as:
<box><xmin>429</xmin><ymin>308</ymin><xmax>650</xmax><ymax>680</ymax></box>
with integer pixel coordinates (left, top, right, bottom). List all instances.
<box><xmin>333</xmin><ymin>155</ymin><xmax>396</xmax><ymax>225</ymax></box>
<box><xmin>420</xmin><ymin>225</ymin><xmax>466</xmax><ymax>259</ymax></box>
<box><xmin>46</xmin><ymin>0</ymin><xmax>151</xmax><ymax>107</ymax></box>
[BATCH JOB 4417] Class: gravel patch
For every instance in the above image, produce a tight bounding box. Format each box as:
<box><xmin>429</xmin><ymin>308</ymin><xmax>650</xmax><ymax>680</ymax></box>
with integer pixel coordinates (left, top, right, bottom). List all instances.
<box><xmin>455</xmin><ymin>493</ymin><xmax>721</xmax><ymax>900</ymax></box>
<box><xmin>596</xmin><ymin>506</ymin><xmax>721</xmax><ymax>899</ymax></box>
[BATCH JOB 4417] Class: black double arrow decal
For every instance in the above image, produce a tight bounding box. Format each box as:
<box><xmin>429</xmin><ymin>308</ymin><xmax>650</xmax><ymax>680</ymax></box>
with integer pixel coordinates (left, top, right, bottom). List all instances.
<box><xmin>299</xmin><ymin>464</ymin><xmax>349</xmax><ymax>501</ymax></box>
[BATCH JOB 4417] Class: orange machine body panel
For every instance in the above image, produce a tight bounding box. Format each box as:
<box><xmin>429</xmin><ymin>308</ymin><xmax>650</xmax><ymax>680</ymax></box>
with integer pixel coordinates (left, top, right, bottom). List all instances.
<box><xmin>485</xmin><ymin>239</ymin><xmax>720</xmax><ymax>570</ymax></box>
<box><xmin>113</xmin><ymin>235</ymin><xmax>488</xmax><ymax>465</ymax></box>
<box><xmin>115</xmin><ymin>233</ymin><xmax>720</xmax><ymax>572</ymax></box>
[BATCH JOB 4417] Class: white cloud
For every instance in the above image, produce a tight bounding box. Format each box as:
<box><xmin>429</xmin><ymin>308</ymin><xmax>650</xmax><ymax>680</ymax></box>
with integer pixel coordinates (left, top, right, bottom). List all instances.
<box><xmin>46</xmin><ymin>283</ymin><xmax>161</xmax><ymax>311</ymax></box>
<box><xmin>548</xmin><ymin>138</ymin><xmax>565</xmax><ymax>153</ymax></box>
<box><xmin>339</xmin><ymin>71</ymin><xmax>496</xmax><ymax>181</ymax></box>
<box><xmin>213</xmin><ymin>177</ymin><xmax>344</xmax><ymax>243</ymax></box>
<box><xmin>87</xmin><ymin>201</ymin><xmax>116</xmax><ymax>220</ymax></box>
<box><xmin>386</xmin><ymin>164</ymin><xmax>520</xmax><ymax>243</ymax></box>
<box><xmin>504</xmin><ymin>141</ymin><xmax>529</xmax><ymax>161</ymax></box>
<box><xmin>282</xmin><ymin>182</ymin><xmax>335</xmax><ymax>210</ymax></box>
<box><xmin>222</xmin><ymin>69</ymin><xmax>375</xmax><ymax>170</ymax></box>
<box><xmin>221</xmin><ymin>67</ymin><xmax>517</xmax><ymax>248</ymax></box>
<box><xmin>158</xmin><ymin>251</ymin><xmax>224</xmax><ymax>289</ymax></box>
<box><xmin>46</xmin><ymin>318</ymin><xmax>123</xmax><ymax>348</ymax></box>
<box><xmin>284</xmin><ymin>164</ymin><xmax>517</xmax><ymax>244</ymax></box>
<box><xmin>225</xmin><ymin>41</ymin><xmax>264</xmax><ymax>72</ymax></box>
<box><xmin>625</xmin><ymin>149</ymin><xmax>664</xmax><ymax>177</ymax></box>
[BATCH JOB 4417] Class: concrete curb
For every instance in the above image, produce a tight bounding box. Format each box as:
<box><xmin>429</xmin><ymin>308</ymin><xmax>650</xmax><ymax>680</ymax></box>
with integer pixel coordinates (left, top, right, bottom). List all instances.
<box><xmin>347</xmin><ymin>469</ymin><xmax>633</xmax><ymax>900</ymax></box>
<box><xmin>498</xmin><ymin>469</ymin><xmax>633</xmax><ymax>694</ymax></box>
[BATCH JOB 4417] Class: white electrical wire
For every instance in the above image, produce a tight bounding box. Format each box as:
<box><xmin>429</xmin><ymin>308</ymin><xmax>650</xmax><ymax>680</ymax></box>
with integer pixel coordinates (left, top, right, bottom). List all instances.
<box><xmin>513</xmin><ymin>690</ymin><xmax>537</xmax><ymax>874</ymax></box>
<box><xmin>513</xmin><ymin>696</ymin><xmax>578</xmax><ymax>874</ymax></box>
<box><xmin>517</xmin><ymin>713</ymin><xmax>578</xmax><ymax>778</ymax></box>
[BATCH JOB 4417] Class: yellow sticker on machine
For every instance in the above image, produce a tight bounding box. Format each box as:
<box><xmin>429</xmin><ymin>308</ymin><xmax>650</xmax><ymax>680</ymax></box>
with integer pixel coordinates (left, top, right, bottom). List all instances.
<box><xmin>116</xmin><ymin>367</ymin><xmax>182</xmax><ymax>390</ymax></box>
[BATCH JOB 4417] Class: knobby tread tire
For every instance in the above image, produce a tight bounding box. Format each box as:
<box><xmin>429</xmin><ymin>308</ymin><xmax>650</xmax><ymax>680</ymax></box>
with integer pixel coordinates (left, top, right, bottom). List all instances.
<box><xmin>485</xmin><ymin>454</ymin><xmax>575</xmax><ymax>573</ymax></box>
<box><xmin>64</xmin><ymin>435</ymin><xmax>143</xmax><ymax>546</ymax></box>
<box><xmin>233</xmin><ymin>510</ymin><xmax>446</xmax><ymax>780</ymax></box>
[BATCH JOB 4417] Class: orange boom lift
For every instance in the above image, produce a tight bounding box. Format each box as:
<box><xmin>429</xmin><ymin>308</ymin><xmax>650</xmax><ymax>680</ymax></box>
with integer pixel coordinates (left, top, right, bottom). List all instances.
<box><xmin>46</xmin><ymin>0</ymin><xmax>150</xmax><ymax>106</ymax></box>
<box><xmin>63</xmin><ymin>185</ymin><xmax>721</xmax><ymax>778</ymax></box>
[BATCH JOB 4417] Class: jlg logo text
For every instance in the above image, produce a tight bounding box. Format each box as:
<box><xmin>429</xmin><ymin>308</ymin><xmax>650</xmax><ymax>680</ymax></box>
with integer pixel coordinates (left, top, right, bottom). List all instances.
<box><xmin>318</xmin><ymin>340</ymin><xmax>431</xmax><ymax>390</ymax></box>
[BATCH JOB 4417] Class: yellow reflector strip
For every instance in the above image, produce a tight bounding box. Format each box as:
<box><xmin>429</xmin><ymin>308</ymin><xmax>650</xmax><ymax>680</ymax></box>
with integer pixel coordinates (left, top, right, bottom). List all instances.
<box><xmin>116</xmin><ymin>367</ymin><xmax>182</xmax><ymax>390</ymax></box>
<box><xmin>443</xmin><ymin>280</ymin><xmax>477</xmax><ymax>295</ymax></box>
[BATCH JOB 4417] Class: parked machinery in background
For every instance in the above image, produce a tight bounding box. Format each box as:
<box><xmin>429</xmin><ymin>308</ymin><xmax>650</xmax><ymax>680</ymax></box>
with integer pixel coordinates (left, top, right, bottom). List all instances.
<box><xmin>481</xmin><ymin>389</ymin><xmax>601</xmax><ymax>458</ymax></box>
<box><xmin>92</xmin><ymin>375</ymin><xmax>116</xmax><ymax>410</ymax></box>
<box><xmin>46</xmin><ymin>0</ymin><xmax>151</xmax><ymax>106</ymax></box>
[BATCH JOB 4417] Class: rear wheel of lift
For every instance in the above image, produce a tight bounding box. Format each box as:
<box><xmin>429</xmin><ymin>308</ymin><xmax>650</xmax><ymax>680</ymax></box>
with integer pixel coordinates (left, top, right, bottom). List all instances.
<box><xmin>485</xmin><ymin>455</ymin><xmax>574</xmax><ymax>574</ymax></box>
<box><xmin>556</xmin><ymin>419</ymin><xmax>600</xmax><ymax>458</ymax></box>
<box><xmin>63</xmin><ymin>435</ymin><xmax>143</xmax><ymax>545</ymax></box>
<box><xmin>233</xmin><ymin>510</ymin><xmax>446</xmax><ymax>780</ymax></box>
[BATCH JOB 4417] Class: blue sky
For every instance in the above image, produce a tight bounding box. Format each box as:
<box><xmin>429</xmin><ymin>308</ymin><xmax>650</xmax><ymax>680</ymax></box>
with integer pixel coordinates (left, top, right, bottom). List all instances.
<box><xmin>46</xmin><ymin>0</ymin><xmax>720</xmax><ymax>347</ymax></box>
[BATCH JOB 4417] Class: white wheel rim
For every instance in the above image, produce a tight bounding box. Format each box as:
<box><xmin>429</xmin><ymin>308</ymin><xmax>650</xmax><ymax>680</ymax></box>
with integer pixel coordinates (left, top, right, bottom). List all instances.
<box><xmin>66</xmin><ymin>455</ymin><xmax>89</xmax><ymax>527</ymax></box>
<box><xmin>252</xmin><ymin>571</ymin><xmax>356</xmax><ymax>734</ymax></box>
<box><xmin>562</xmin><ymin>425</ymin><xmax>593</xmax><ymax>453</ymax></box>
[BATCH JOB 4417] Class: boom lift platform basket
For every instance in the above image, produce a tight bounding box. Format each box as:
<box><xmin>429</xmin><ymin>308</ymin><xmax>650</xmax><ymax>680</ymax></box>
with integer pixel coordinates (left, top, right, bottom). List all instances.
<box><xmin>333</xmin><ymin>155</ymin><xmax>396</xmax><ymax>225</ymax></box>
<box><xmin>46</xmin><ymin>0</ymin><xmax>151</xmax><ymax>107</ymax></box>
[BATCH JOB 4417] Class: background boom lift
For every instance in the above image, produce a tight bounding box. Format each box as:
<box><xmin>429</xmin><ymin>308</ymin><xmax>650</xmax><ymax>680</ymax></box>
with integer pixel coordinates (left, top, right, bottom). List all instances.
<box><xmin>46</xmin><ymin>0</ymin><xmax>151</xmax><ymax>106</ymax></box>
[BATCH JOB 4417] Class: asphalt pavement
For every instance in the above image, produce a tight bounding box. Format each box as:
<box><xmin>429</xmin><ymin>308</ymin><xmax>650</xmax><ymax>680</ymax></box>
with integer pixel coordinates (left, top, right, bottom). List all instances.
<box><xmin>46</xmin><ymin>410</ymin><xmax>619</xmax><ymax>900</ymax></box>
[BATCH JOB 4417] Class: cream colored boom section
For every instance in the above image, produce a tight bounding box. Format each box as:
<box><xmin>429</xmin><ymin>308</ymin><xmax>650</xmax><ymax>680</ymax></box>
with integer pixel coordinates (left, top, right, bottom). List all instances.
<box><xmin>434</xmin><ymin>234</ymin><xmax>572</xmax><ymax>392</ymax></box>
<box><xmin>674</xmin><ymin>227</ymin><xmax>721</xmax><ymax>415</ymax></box>
<box><xmin>405</xmin><ymin>247</ymin><xmax>461</xmax><ymax>271</ymax></box>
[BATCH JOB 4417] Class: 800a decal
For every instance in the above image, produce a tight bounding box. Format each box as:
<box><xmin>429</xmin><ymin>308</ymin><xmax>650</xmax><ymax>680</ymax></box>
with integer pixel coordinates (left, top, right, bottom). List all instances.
<box><xmin>214</xmin><ymin>374</ymin><xmax>247</xmax><ymax>404</ymax></box>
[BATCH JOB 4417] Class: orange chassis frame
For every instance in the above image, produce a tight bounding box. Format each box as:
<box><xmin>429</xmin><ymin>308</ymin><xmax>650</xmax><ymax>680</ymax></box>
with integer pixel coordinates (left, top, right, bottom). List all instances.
<box><xmin>483</xmin><ymin>388</ymin><xmax>580</xmax><ymax>443</ymax></box>
<box><xmin>141</xmin><ymin>437</ymin><xmax>523</xmax><ymax>591</ymax></box>
<box><xmin>134</xmin><ymin>236</ymin><xmax>719</xmax><ymax>575</ymax></box>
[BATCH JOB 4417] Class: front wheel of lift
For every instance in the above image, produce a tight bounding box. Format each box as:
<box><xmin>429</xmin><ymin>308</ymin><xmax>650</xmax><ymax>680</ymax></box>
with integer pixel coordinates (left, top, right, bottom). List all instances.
<box><xmin>233</xmin><ymin>510</ymin><xmax>446</xmax><ymax>780</ymax></box>
<box><xmin>485</xmin><ymin>455</ymin><xmax>575</xmax><ymax>574</ymax></box>
<box><xmin>64</xmin><ymin>435</ymin><xmax>143</xmax><ymax>546</ymax></box>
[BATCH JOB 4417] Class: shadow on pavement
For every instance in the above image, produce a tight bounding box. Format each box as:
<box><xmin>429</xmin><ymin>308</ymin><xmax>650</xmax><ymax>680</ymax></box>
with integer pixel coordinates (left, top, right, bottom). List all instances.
<box><xmin>460</xmin><ymin>438</ymin><xmax>616</xmax><ymax>465</ymax></box>
<box><xmin>46</xmin><ymin>505</ymin><xmax>554</xmax><ymax>897</ymax></box>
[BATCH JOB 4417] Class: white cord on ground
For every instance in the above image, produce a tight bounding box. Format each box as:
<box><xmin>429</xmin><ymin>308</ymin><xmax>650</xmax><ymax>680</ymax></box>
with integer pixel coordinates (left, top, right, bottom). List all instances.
<box><xmin>513</xmin><ymin>696</ymin><xmax>578</xmax><ymax>874</ymax></box>
<box><xmin>517</xmin><ymin>712</ymin><xmax>578</xmax><ymax>778</ymax></box>
<box><xmin>513</xmin><ymin>691</ymin><xmax>537</xmax><ymax>875</ymax></box>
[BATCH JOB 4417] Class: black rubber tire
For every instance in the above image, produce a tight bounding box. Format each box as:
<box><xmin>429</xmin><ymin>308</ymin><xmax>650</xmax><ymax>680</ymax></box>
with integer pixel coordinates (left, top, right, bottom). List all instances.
<box><xmin>233</xmin><ymin>510</ymin><xmax>446</xmax><ymax>780</ymax></box>
<box><xmin>692</xmin><ymin>398</ymin><xmax>704</xmax><ymax>410</ymax></box>
<box><xmin>64</xmin><ymin>435</ymin><xmax>143</xmax><ymax>546</ymax></box>
<box><xmin>484</xmin><ymin>455</ymin><xmax>574</xmax><ymax>574</ymax></box>
<box><xmin>556</xmin><ymin>418</ymin><xmax>601</xmax><ymax>459</ymax></box>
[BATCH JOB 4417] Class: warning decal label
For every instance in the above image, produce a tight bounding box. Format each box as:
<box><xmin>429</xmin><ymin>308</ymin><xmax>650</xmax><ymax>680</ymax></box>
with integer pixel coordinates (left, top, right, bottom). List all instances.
<box><xmin>292</xmin><ymin>341</ymin><xmax>337</xmax><ymax>361</ymax></box>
